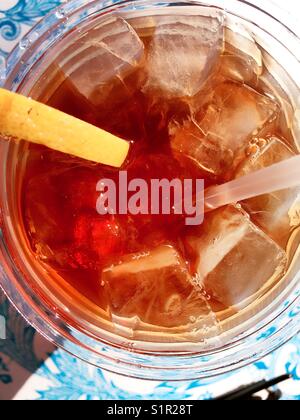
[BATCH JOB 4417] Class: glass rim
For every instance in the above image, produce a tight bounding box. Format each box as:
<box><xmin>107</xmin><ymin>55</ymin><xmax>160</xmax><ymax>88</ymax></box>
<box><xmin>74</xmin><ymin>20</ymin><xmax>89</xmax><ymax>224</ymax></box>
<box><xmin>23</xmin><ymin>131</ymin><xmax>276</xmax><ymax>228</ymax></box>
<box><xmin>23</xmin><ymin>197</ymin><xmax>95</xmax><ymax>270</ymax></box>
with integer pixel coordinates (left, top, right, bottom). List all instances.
<box><xmin>0</xmin><ymin>0</ymin><xmax>300</xmax><ymax>380</ymax></box>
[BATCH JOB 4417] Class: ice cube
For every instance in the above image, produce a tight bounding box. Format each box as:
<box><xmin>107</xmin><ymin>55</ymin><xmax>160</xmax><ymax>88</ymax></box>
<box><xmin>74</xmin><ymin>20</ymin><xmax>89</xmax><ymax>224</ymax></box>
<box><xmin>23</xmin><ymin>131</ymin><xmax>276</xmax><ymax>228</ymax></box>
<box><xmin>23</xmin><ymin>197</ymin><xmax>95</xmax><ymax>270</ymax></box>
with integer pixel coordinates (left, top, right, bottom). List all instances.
<box><xmin>236</xmin><ymin>137</ymin><xmax>300</xmax><ymax>247</ymax></box>
<box><xmin>144</xmin><ymin>14</ymin><xmax>224</xmax><ymax>98</ymax></box>
<box><xmin>218</xmin><ymin>54</ymin><xmax>259</xmax><ymax>86</ymax></box>
<box><xmin>73</xmin><ymin>212</ymin><xmax>122</xmax><ymax>261</ymax></box>
<box><xmin>29</xmin><ymin>62</ymin><xmax>98</xmax><ymax>127</ymax></box>
<box><xmin>102</xmin><ymin>245</ymin><xmax>216</xmax><ymax>330</ymax></box>
<box><xmin>169</xmin><ymin>117</ymin><xmax>232</xmax><ymax>176</ymax></box>
<box><xmin>46</xmin><ymin>71</ymin><xmax>98</xmax><ymax>126</ymax></box>
<box><xmin>200</xmin><ymin>82</ymin><xmax>278</xmax><ymax>148</ymax></box>
<box><xmin>184</xmin><ymin>206</ymin><xmax>287</xmax><ymax>308</ymax></box>
<box><xmin>258</xmin><ymin>70</ymin><xmax>295</xmax><ymax>142</ymax></box>
<box><xmin>219</xmin><ymin>26</ymin><xmax>263</xmax><ymax>85</ymax></box>
<box><xmin>61</xmin><ymin>17</ymin><xmax>145</xmax><ymax>107</ymax></box>
<box><xmin>170</xmin><ymin>81</ymin><xmax>278</xmax><ymax>177</ymax></box>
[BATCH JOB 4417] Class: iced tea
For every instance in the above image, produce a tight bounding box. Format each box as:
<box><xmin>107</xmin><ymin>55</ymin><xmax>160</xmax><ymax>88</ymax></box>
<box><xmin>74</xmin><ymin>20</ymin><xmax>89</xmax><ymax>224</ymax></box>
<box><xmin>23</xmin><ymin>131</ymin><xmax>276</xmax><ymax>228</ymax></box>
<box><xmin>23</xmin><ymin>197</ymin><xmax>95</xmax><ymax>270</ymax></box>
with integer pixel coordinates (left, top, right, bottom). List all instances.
<box><xmin>22</xmin><ymin>11</ymin><xmax>300</xmax><ymax>343</ymax></box>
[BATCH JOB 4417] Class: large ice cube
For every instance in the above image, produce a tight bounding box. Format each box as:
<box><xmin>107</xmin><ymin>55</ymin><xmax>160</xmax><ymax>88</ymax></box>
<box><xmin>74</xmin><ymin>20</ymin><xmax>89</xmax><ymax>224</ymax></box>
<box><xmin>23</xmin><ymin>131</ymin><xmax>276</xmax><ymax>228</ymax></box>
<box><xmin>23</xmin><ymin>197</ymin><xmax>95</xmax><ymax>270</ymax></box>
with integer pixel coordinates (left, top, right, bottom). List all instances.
<box><xmin>60</xmin><ymin>17</ymin><xmax>145</xmax><ymax>107</ymax></box>
<box><xmin>102</xmin><ymin>245</ymin><xmax>216</xmax><ymax>330</ymax></box>
<box><xmin>144</xmin><ymin>14</ymin><xmax>224</xmax><ymax>98</ymax></box>
<box><xmin>53</xmin><ymin>17</ymin><xmax>146</xmax><ymax>140</ymax></box>
<box><xmin>170</xmin><ymin>117</ymin><xmax>232</xmax><ymax>176</ymax></box>
<box><xmin>236</xmin><ymin>136</ymin><xmax>300</xmax><ymax>247</ymax></box>
<box><xmin>199</xmin><ymin>82</ymin><xmax>278</xmax><ymax>149</ymax></box>
<box><xmin>219</xmin><ymin>26</ymin><xmax>263</xmax><ymax>86</ymax></box>
<box><xmin>170</xmin><ymin>81</ymin><xmax>278</xmax><ymax>177</ymax></box>
<box><xmin>184</xmin><ymin>206</ymin><xmax>287</xmax><ymax>308</ymax></box>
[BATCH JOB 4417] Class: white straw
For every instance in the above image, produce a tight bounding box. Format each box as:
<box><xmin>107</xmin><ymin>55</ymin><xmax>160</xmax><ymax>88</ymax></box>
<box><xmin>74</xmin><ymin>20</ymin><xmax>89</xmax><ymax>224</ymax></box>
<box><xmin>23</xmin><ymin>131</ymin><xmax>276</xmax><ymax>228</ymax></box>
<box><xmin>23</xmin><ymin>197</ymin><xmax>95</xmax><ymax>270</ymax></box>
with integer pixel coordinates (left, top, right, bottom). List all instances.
<box><xmin>205</xmin><ymin>155</ymin><xmax>300</xmax><ymax>210</ymax></box>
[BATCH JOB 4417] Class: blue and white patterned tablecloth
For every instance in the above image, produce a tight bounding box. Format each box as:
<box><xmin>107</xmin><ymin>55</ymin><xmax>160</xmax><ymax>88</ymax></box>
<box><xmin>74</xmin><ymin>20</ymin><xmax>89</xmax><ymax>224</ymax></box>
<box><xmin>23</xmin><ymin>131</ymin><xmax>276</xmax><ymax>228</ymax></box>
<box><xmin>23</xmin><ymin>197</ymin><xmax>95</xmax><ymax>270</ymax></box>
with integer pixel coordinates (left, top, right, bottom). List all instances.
<box><xmin>0</xmin><ymin>0</ymin><xmax>300</xmax><ymax>401</ymax></box>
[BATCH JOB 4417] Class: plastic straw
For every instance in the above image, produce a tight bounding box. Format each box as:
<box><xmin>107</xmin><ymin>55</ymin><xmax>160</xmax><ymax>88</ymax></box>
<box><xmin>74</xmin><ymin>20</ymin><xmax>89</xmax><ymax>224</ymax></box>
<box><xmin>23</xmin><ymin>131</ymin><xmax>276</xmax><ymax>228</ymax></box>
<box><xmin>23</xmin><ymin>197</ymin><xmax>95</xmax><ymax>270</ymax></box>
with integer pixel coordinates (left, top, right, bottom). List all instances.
<box><xmin>205</xmin><ymin>155</ymin><xmax>300</xmax><ymax>210</ymax></box>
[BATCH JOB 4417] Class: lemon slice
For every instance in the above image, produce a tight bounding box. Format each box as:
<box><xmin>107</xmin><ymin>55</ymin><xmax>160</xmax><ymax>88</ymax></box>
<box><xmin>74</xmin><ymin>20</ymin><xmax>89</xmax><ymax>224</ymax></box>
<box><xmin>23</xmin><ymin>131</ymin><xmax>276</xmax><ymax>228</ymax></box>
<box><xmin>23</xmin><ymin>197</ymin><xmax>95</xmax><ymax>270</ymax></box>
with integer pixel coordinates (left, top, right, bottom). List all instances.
<box><xmin>0</xmin><ymin>88</ymin><xmax>129</xmax><ymax>167</ymax></box>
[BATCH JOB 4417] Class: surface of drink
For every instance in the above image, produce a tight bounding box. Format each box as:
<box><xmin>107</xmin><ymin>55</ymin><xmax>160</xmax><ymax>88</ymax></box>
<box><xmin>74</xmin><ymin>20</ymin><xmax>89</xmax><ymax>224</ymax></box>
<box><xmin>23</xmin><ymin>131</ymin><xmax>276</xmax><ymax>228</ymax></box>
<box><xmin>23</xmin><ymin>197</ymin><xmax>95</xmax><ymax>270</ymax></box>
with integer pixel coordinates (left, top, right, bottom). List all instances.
<box><xmin>21</xmin><ymin>11</ymin><xmax>300</xmax><ymax>343</ymax></box>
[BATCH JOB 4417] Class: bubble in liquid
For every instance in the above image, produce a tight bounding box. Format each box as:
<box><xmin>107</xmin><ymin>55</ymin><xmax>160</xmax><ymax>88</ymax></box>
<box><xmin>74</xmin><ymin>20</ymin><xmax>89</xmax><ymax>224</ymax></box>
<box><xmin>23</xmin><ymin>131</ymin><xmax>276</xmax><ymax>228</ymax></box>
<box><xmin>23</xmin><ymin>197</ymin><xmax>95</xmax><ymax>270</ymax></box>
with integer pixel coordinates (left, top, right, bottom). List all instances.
<box><xmin>19</xmin><ymin>38</ymin><xmax>30</xmax><ymax>50</ymax></box>
<box><xmin>55</xmin><ymin>8</ymin><xmax>67</xmax><ymax>19</ymax></box>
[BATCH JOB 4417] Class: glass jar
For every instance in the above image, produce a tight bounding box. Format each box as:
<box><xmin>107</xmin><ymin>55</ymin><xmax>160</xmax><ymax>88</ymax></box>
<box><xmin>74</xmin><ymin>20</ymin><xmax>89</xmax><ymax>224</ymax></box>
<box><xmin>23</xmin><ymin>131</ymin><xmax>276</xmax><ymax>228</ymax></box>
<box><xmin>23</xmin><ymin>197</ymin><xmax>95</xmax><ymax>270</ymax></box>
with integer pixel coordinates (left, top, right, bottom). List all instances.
<box><xmin>0</xmin><ymin>0</ymin><xmax>299</xmax><ymax>381</ymax></box>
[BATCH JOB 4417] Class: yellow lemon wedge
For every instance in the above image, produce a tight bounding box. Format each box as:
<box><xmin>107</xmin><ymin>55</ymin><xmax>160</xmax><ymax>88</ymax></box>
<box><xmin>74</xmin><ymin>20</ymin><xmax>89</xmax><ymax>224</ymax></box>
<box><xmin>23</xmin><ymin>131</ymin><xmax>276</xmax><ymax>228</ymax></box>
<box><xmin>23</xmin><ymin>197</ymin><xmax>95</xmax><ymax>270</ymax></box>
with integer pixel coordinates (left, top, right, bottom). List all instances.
<box><xmin>0</xmin><ymin>88</ymin><xmax>130</xmax><ymax>167</ymax></box>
